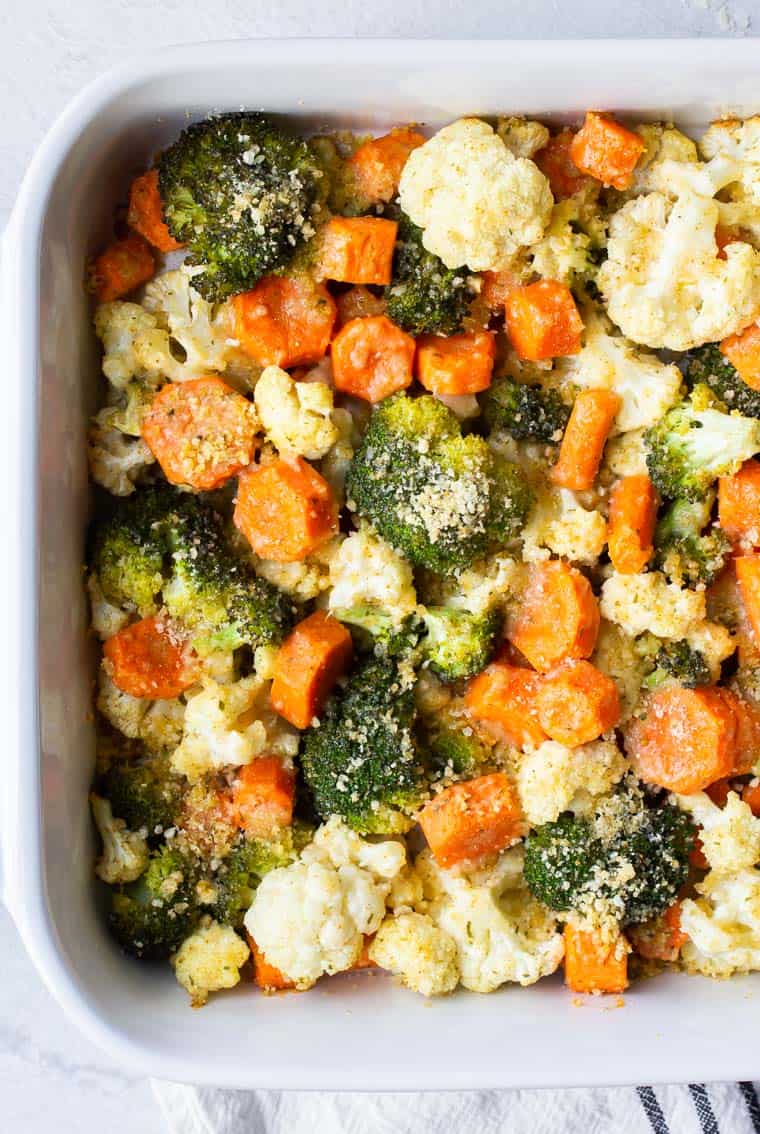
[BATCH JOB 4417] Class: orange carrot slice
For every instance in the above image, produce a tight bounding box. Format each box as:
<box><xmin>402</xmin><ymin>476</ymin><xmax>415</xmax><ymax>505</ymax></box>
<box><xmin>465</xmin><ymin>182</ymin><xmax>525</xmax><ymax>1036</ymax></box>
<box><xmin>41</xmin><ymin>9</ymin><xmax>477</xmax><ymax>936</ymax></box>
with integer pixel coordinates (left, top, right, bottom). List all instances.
<box><xmin>720</xmin><ymin>322</ymin><xmax>760</xmax><ymax>392</ymax></box>
<box><xmin>465</xmin><ymin>662</ymin><xmax>547</xmax><ymax>749</ymax></box>
<box><xmin>127</xmin><ymin>169</ymin><xmax>183</xmax><ymax>252</ymax></box>
<box><xmin>91</xmin><ymin>232</ymin><xmax>155</xmax><ymax>302</ymax></box>
<box><xmin>331</xmin><ymin>314</ymin><xmax>415</xmax><ymax>403</ymax></box>
<box><xmin>232</xmin><ymin>276</ymin><xmax>337</xmax><ymax>369</ymax></box>
<box><xmin>569</xmin><ymin>112</ymin><xmax>645</xmax><ymax>191</ymax></box>
<box><xmin>232</xmin><ymin>758</ymin><xmax>296</xmax><ymax>839</ymax></box>
<box><xmin>551</xmin><ymin>388</ymin><xmax>621</xmax><ymax>491</ymax></box>
<box><xmin>234</xmin><ymin>456</ymin><xmax>338</xmax><ymax>562</ymax></box>
<box><xmin>535</xmin><ymin>659</ymin><xmax>620</xmax><ymax>747</ymax></box>
<box><xmin>317</xmin><ymin>217</ymin><xmax>397</xmax><ymax>285</ymax></box>
<box><xmin>270</xmin><ymin>611</ymin><xmax>353</xmax><ymax>730</ymax></box>
<box><xmin>103</xmin><ymin>615</ymin><xmax>199</xmax><ymax>700</ymax></box>
<box><xmin>347</xmin><ymin>127</ymin><xmax>425</xmax><ymax>204</ymax></box>
<box><xmin>418</xmin><ymin>772</ymin><xmax>525</xmax><ymax>869</ymax></box>
<box><xmin>507</xmin><ymin>560</ymin><xmax>600</xmax><ymax>673</ymax></box>
<box><xmin>416</xmin><ymin>331</ymin><xmax>495</xmax><ymax>395</ymax></box>
<box><xmin>607</xmin><ymin>474</ymin><xmax>658</xmax><ymax>574</ymax></box>
<box><xmin>718</xmin><ymin>460</ymin><xmax>760</xmax><ymax>546</ymax></box>
<box><xmin>504</xmin><ymin>280</ymin><xmax>584</xmax><ymax>361</ymax></box>
<box><xmin>534</xmin><ymin>129</ymin><xmax>591</xmax><ymax>199</ymax></box>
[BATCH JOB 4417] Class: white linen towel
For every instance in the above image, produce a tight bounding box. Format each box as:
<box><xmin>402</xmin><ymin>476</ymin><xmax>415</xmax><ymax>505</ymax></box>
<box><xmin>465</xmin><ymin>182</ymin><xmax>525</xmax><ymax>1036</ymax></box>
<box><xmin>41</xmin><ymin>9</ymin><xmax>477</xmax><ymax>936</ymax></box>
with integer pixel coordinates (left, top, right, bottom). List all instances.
<box><xmin>153</xmin><ymin>1078</ymin><xmax>760</xmax><ymax>1134</ymax></box>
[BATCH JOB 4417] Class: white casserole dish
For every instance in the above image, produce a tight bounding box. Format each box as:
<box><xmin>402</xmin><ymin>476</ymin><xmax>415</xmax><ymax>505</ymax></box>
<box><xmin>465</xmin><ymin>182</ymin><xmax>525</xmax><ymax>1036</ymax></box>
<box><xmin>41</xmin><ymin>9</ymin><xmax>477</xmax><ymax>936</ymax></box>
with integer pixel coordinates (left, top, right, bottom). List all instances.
<box><xmin>3</xmin><ymin>38</ymin><xmax>760</xmax><ymax>1090</ymax></box>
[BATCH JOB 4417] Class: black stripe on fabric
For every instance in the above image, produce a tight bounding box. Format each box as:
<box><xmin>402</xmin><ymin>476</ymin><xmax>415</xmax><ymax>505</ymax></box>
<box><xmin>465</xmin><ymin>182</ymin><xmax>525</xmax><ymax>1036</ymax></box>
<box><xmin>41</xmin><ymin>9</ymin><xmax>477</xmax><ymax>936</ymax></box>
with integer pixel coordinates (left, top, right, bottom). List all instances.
<box><xmin>637</xmin><ymin>1086</ymin><xmax>670</xmax><ymax>1134</ymax></box>
<box><xmin>739</xmin><ymin>1082</ymin><xmax>760</xmax><ymax>1134</ymax></box>
<box><xmin>689</xmin><ymin>1083</ymin><xmax>720</xmax><ymax>1134</ymax></box>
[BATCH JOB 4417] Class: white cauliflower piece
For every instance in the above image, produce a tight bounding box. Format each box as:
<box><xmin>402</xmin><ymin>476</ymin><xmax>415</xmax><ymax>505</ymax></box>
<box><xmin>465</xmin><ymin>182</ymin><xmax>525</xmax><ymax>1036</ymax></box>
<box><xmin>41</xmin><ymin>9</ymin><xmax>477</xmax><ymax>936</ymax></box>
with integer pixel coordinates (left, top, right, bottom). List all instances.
<box><xmin>600</xmin><ymin>570</ymin><xmax>707</xmax><ymax>640</ymax></box>
<box><xmin>522</xmin><ymin>487</ymin><xmax>607</xmax><ymax>566</ymax></box>
<box><xmin>700</xmin><ymin>117</ymin><xmax>760</xmax><ymax>205</ymax></box>
<box><xmin>255</xmin><ymin>536</ymin><xmax>342</xmax><ymax>602</ymax></box>
<box><xmin>496</xmin><ymin>116</ymin><xmax>550</xmax><ymax>159</ymax></box>
<box><xmin>94</xmin><ymin>302</ymin><xmax>177</xmax><ymax>388</ymax></box>
<box><xmin>172</xmin><ymin>676</ymin><xmax>297</xmax><ymax>782</ymax></box>
<box><xmin>87</xmin><ymin>573</ymin><xmax>129</xmax><ymax>640</ymax></box>
<box><xmin>598</xmin><ymin>190</ymin><xmax>760</xmax><ymax>351</ymax></box>
<box><xmin>431</xmin><ymin>552</ymin><xmax>521</xmax><ymax>616</ymax></box>
<box><xmin>87</xmin><ymin>410</ymin><xmax>155</xmax><ymax>496</ymax></box>
<box><xmin>90</xmin><ymin>794</ymin><xmax>149</xmax><ymax>885</ymax></box>
<box><xmin>416</xmin><ymin>847</ymin><xmax>564</xmax><ymax>992</ymax></box>
<box><xmin>142</xmin><ymin>267</ymin><xmax>234</xmax><ymax>379</ymax></box>
<box><xmin>627</xmin><ymin>123</ymin><xmax>699</xmax><ymax>196</ymax></box>
<box><xmin>320</xmin><ymin>407</ymin><xmax>359</xmax><ymax>505</ymax></box>
<box><xmin>254</xmin><ymin>366</ymin><xmax>337</xmax><ymax>460</ymax></box>
<box><xmin>434</xmin><ymin>393</ymin><xmax>481</xmax><ymax>421</ymax></box>
<box><xmin>244</xmin><ymin>817</ymin><xmax>407</xmax><ymax>988</ymax></box>
<box><xmin>96</xmin><ymin>667</ymin><xmax>186</xmax><ymax>750</ymax></box>
<box><xmin>680</xmin><ymin>868</ymin><xmax>760</xmax><ymax>978</ymax></box>
<box><xmin>676</xmin><ymin>792</ymin><xmax>760</xmax><ymax>875</ymax></box>
<box><xmin>140</xmin><ymin>698</ymin><xmax>187</xmax><ymax>753</ymax></box>
<box><xmin>328</xmin><ymin>526</ymin><xmax>417</xmax><ymax>623</ymax></box>
<box><xmin>517</xmin><ymin>740</ymin><xmax>627</xmax><ymax>827</ymax></box>
<box><xmin>592</xmin><ymin>620</ymin><xmax>649</xmax><ymax>721</ymax></box>
<box><xmin>603</xmin><ymin>430</ymin><xmax>649</xmax><ymax>478</ymax></box>
<box><xmin>173</xmin><ymin>919</ymin><xmax>250</xmax><ymax>1006</ymax></box>
<box><xmin>528</xmin><ymin>200</ymin><xmax>592</xmax><ymax>286</ymax></box>
<box><xmin>369</xmin><ymin>912</ymin><xmax>459</xmax><ymax>997</ymax></box>
<box><xmin>555</xmin><ymin>310</ymin><xmax>682</xmax><ymax>434</ymax></box>
<box><xmin>398</xmin><ymin>118</ymin><xmax>553</xmax><ymax>272</ymax></box>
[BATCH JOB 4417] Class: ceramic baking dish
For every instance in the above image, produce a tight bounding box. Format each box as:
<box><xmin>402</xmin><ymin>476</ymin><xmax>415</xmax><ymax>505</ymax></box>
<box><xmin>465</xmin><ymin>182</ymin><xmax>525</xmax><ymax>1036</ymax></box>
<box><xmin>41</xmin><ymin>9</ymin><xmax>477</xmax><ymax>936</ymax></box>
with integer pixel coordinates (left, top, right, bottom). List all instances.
<box><xmin>3</xmin><ymin>39</ymin><xmax>760</xmax><ymax>1090</ymax></box>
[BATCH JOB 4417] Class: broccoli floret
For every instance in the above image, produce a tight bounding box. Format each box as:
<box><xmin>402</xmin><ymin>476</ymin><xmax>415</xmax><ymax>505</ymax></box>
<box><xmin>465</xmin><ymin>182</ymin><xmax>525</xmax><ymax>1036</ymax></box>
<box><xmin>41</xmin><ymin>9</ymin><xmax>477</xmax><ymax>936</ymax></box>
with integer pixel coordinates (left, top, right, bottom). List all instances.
<box><xmin>347</xmin><ymin>393</ymin><xmax>532</xmax><ymax>574</ymax></box>
<box><xmin>91</xmin><ymin>488</ymin><xmax>294</xmax><ymax>653</ymax></box>
<box><xmin>99</xmin><ymin>752</ymin><xmax>186</xmax><ymax>840</ymax></box>
<box><xmin>109</xmin><ymin>845</ymin><xmax>201</xmax><ymax>959</ymax></box>
<box><xmin>686</xmin><ymin>343</ymin><xmax>760</xmax><ymax>420</ymax></box>
<box><xmin>653</xmin><ymin>494</ymin><xmax>731</xmax><ymax>587</ymax></box>
<box><xmin>421</xmin><ymin>606</ymin><xmax>500</xmax><ymax>681</ymax></box>
<box><xmin>523</xmin><ymin>787</ymin><xmax>694</xmax><ymax>926</ymax></box>
<box><xmin>427</xmin><ymin>713</ymin><xmax>492</xmax><ymax>781</ymax></box>
<box><xmin>210</xmin><ymin>825</ymin><xmax>310</xmax><ymax>928</ymax></box>
<box><xmin>300</xmin><ymin>655</ymin><xmax>425</xmax><ymax>833</ymax></box>
<box><xmin>480</xmin><ymin>377</ymin><xmax>570</xmax><ymax>443</ymax></box>
<box><xmin>384</xmin><ymin>215</ymin><xmax>471</xmax><ymax>336</ymax></box>
<box><xmin>332</xmin><ymin>604</ymin><xmax>422</xmax><ymax>658</ymax></box>
<box><xmin>644</xmin><ymin>388</ymin><xmax>760</xmax><ymax>502</ymax></box>
<box><xmin>643</xmin><ymin>640</ymin><xmax>711</xmax><ymax>691</ymax></box>
<box><xmin>158</xmin><ymin>112</ymin><xmax>322</xmax><ymax>301</ymax></box>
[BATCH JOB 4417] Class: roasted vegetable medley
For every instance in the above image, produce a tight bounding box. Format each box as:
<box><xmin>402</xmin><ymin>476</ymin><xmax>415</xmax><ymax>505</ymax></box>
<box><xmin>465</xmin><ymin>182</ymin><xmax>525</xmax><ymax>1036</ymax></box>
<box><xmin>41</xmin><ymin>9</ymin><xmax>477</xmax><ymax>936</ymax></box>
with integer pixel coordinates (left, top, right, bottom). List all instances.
<box><xmin>87</xmin><ymin>109</ymin><xmax>760</xmax><ymax>1006</ymax></box>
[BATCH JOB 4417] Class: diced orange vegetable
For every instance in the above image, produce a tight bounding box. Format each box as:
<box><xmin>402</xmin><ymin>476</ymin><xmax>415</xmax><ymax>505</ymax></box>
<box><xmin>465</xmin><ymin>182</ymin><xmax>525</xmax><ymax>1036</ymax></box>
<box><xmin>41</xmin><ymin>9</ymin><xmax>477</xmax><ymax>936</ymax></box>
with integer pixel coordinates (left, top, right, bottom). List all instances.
<box><xmin>721</xmin><ymin>688</ymin><xmax>760</xmax><ymax>775</ymax></box>
<box><xmin>607</xmin><ymin>474</ymin><xmax>658</xmax><ymax>574</ymax></box>
<box><xmin>742</xmin><ymin>781</ymin><xmax>760</xmax><ymax>816</ymax></box>
<box><xmin>232</xmin><ymin>276</ymin><xmax>337</xmax><ymax>369</ymax></box>
<box><xmin>505</xmin><ymin>280</ymin><xmax>584</xmax><ymax>361</ymax></box>
<box><xmin>415</xmin><ymin>331</ymin><xmax>495</xmax><ymax>396</ymax></box>
<box><xmin>534</xmin><ymin>129</ymin><xmax>590</xmax><ymax>199</ymax></box>
<box><xmin>465</xmin><ymin>661</ymin><xmax>547</xmax><ymax>749</ymax></box>
<box><xmin>249</xmin><ymin>938</ymin><xmax>297</xmax><ymax>992</ymax></box>
<box><xmin>626</xmin><ymin>686</ymin><xmax>738</xmax><ymax>794</ymax></box>
<box><xmin>103</xmin><ymin>616</ymin><xmax>199</xmax><ymax>700</ymax></box>
<box><xmin>718</xmin><ymin>460</ymin><xmax>760</xmax><ymax>546</ymax></box>
<box><xmin>317</xmin><ymin>217</ymin><xmax>397</xmax><ymax>286</ymax></box>
<box><xmin>705</xmin><ymin>777</ymin><xmax>733</xmax><ymax>807</ymax></box>
<box><xmin>551</xmin><ymin>388</ymin><xmax>621</xmax><ymax>491</ymax></box>
<box><xmin>232</xmin><ymin>758</ymin><xmax>296</xmax><ymax>838</ymax></box>
<box><xmin>418</xmin><ymin>772</ymin><xmax>524</xmax><ymax>869</ymax></box>
<box><xmin>127</xmin><ymin>169</ymin><xmax>183</xmax><ymax>253</ymax></box>
<box><xmin>629</xmin><ymin>904</ymin><xmax>687</xmax><ymax>963</ymax></box>
<box><xmin>690</xmin><ymin>835</ymin><xmax>709</xmax><ymax>872</ymax></box>
<box><xmin>141</xmin><ymin>376</ymin><xmax>258</xmax><ymax>491</ymax></box>
<box><xmin>569</xmin><ymin>111</ymin><xmax>646</xmax><ymax>191</ymax></box>
<box><xmin>354</xmin><ymin>937</ymin><xmax>378</xmax><ymax>970</ymax></box>
<box><xmin>508</xmin><ymin>560</ymin><xmax>600</xmax><ymax>673</ymax></box>
<box><xmin>721</xmin><ymin>322</ymin><xmax>760</xmax><ymax>391</ymax></box>
<box><xmin>736</xmin><ymin>555</ymin><xmax>760</xmax><ymax>642</ymax></box>
<box><xmin>563</xmin><ymin>923</ymin><xmax>629</xmax><ymax>994</ymax></box>
<box><xmin>270</xmin><ymin>611</ymin><xmax>353</xmax><ymax>730</ymax></box>
<box><xmin>347</xmin><ymin>127</ymin><xmax>425</xmax><ymax>203</ymax></box>
<box><xmin>335</xmin><ymin>286</ymin><xmax>386</xmax><ymax>329</ymax></box>
<box><xmin>479</xmin><ymin>270</ymin><xmax>521</xmax><ymax>311</ymax></box>
<box><xmin>715</xmin><ymin>225</ymin><xmax>743</xmax><ymax>260</ymax></box>
<box><xmin>535</xmin><ymin>659</ymin><xmax>620</xmax><ymax>747</ymax></box>
<box><xmin>234</xmin><ymin>456</ymin><xmax>338</xmax><ymax>562</ymax></box>
<box><xmin>331</xmin><ymin>315</ymin><xmax>415</xmax><ymax>403</ymax></box>
<box><xmin>91</xmin><ymin>232</ymin><xmax>155</xmax><ymax>302</ymax></box>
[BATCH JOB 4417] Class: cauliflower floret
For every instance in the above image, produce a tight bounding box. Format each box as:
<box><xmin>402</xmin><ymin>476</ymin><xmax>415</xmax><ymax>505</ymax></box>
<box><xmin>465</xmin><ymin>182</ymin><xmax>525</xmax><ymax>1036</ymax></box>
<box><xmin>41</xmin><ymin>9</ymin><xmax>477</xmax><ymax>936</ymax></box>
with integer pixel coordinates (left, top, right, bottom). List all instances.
<box><xmin>86</xmin><ymin>573</ymin><xmax>129</xmax><ymax>640</ymax></box>
<box><xmin>416</xmin><ymin>847</ymin><xmax>564</xmax><ymax>992</ymax></box>
<box><xmin>328</xmin><ymin>526</ymin><xmax>417</xmax><ymax>623</ymax></box>
<box><xmin>90</xmin><ymin>793</ymin><xmax>149</xmax><ymax>884</ymax></box>
<box><xmin>386</xmin><ymin>862</ymin><xmax>426</xmax><ymax>914</ymax></box>
<box><xmin>592</xmin><ymin>620</ymin><xmax>649</xmax><ymax>721</ymax></box>
<box><xmin>600</xmin><ymin>571</ymin><xmax>707</xmax><ymax>641</ymax></box>
<box><xmin>96</xmin><ymin>667</ymin><xmax>185</xmax><ymax>750</ymax></box>
<box><xmin>700</xmin><ymin>117</ymin><xmax>760</xmax><ymax>205</ymax></box>
<box><xmin>172</xmin><ymin>919</ymin><xmax>250</xmax><ymax>1007</ymax></box>
<box><xmin>320</xmin><ymin>407</ymin><xmax>359</xmax><ymax>505</ymax></box>
<box><xmin>94</xmin><ymin>302</ymin><xmax>176</xmax><ymax>389</ymax></box>
<box><xmin>598</xmin><ymin>190</ymin><xmax>760</xmax><ymax>351</ymax></box>
<box><xmin>555</xmin><ymin>310</ymin><xmax>682</xmax><ymax>434</ymax></box>
<box><xmin>517</xmin><ymin>739</ymin><xmax>627</xmax><ymax>827</ymax></box>
<box><xmin>255</xmin><ymin>536</ymin><xmax>343</xmax><ymax>602</ymax></box>
<box><xmin>428</xmin><ymin>552</ymin><xmax>521</xmax><ymax>616</ymax></box>
<box><xmin>172</xmin><ymin>676</ymin><xmax>297</xmax><ymax>782</ymax></box>
<box><xmin>87</xmin><ymin>410</ymin><xmax>155</xmax><ymax>496</ymax></box>
<box><xmin>142</xmin><ymin>267</ymin><xmax>235</xmax><ymax>379</ymax></box>
<box><xmin>626</xmin><ymin>123</ymin><xmax>699</xmax><ymax>196</ymax></box>
<box><xmin>528</xmin><ymin>200</ymin><xmax>592</xmax><ymax>286</ymax></box>
<box><xmin>398</xmin><ymin>118</ymin><xmax>553</xmax><ymax>272</ymax></box>
<box><xmin>244</xmin><ymin>817</ymin><xmax>407</xmax><ymax>988</ymax></box>
<box><xmin>369</xmin><ymin>912</ymin><xmax>459</xmax><ymax>997</ymax></box>
<box><xmin>680</xmin><ymin>868</ymin><xmax>760</xmax><ymax>977</ymax></box>
<box><xmin>139</xmin><ymin>697</ymin><xmax>187</xmax><ymax>753</ymax></box>
<box><xmin>434</xmin><ymin>393</ymin><xmax>481</xmax><ymax>421</ymax></box>
<box><xmin>676</xmin><ymin>792</ymin><xmax>760</xmax><ymax>875</ymax></box>
<box><xmin>685</xmin><ymin>620</ymin><xmax>736</xmax><ymax>683</ymax></box>
<box><xmin>254</xmin><ymin>365</ymin><xmax>338</xmax><ymax>460</ymax></box>
<box><xmin>496</xmin><ymin>116</ymin><xmax>550</xmax><ymax>159</ymax></box>
<box><xmin>522</xmin><ymin>487</ymin><xmax>607</xmax><ymax>567</ymax></box>
<box><xmin>603</xmin><ymin>430</ymin><xmax>649</xmax><ymax>479</ymax></box>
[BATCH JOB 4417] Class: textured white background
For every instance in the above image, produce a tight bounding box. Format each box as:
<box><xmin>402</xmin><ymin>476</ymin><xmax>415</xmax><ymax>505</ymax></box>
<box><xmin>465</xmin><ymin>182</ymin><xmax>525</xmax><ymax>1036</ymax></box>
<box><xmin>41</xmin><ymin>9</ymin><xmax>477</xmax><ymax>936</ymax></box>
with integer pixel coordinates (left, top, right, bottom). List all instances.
<box><xmin>1</xmin><ymin>4</ymin><xmax>757</xmax><ymax>1131</ymax></box>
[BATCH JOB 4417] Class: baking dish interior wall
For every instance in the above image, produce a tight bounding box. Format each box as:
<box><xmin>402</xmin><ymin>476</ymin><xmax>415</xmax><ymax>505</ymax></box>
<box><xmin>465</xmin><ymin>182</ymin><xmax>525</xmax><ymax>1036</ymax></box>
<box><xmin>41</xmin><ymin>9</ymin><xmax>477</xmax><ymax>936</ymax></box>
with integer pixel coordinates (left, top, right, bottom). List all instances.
<box><xmin>30</xmin><ymin>46</ymin><xmax>760</xmax><ymax>1086</ymax></box>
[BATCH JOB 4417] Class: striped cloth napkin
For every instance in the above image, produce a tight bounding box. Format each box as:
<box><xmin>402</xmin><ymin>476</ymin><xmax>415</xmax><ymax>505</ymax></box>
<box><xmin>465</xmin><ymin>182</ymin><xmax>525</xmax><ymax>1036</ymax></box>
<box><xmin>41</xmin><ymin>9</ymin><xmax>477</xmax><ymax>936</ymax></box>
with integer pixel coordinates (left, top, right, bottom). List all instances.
<box><xmin>153</xmin><ymin>1079</ymin><xmax>760</xmax><ymax>1133</ymax></box>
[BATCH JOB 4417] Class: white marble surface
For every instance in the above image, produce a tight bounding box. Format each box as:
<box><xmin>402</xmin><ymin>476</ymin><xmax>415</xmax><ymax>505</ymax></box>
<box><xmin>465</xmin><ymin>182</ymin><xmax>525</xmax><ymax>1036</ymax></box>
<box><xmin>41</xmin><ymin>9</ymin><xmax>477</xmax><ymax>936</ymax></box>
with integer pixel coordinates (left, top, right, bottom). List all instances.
<box><xmin>1</xmin><ymin>3</ymin><xmax>756</xmax><ymax>1132</ymax></box>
